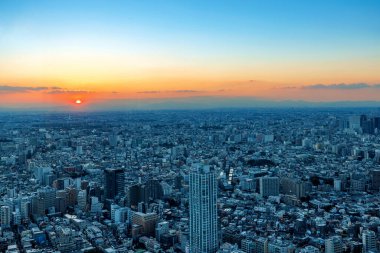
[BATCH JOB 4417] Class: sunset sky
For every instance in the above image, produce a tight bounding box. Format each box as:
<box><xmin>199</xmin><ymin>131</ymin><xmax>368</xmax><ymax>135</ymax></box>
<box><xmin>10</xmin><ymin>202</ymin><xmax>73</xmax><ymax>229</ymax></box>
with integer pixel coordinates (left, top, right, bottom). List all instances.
<box><xmin>0</xmin><ymin>0</ymin><xmax>379</xmax><ymax>109</ymax></box>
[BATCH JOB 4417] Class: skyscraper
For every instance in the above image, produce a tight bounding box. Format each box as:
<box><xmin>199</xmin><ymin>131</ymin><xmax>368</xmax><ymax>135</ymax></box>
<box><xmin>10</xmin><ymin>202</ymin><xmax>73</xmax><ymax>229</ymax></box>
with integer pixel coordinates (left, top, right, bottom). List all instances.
<box><xmin>189</xmin><ymin>165</ymin><xmax>218</xmax><ymax>253</ymax></box>
<box><xmin>362</xmin><ymin>230</ymin><xmax>377</xmax><ymax>253</ymax></box>
<box><xmin>104</xmin><ymin>168</ymin><xmax>125</xmax><ymax>199</ymax></box>
<box><xmin>0</xmin><ymin>205</ymin><xmax>11</xmax><ymax>228</ymax></box>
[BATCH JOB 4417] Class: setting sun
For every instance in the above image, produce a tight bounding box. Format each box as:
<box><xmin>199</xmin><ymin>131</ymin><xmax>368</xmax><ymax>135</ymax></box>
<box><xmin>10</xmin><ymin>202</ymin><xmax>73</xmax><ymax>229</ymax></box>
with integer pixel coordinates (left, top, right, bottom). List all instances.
<box><xmin>75</xmin><ymin>99</ymin><xmax>82</xmax><ymax>104</ymax></box>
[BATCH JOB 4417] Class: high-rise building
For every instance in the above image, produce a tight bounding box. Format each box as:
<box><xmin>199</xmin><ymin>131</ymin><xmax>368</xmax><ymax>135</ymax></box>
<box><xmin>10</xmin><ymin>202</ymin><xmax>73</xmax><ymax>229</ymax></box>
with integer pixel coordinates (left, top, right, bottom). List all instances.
<box><xmin>126</xmin><ymin>180</ymin><xmax>164</xmax><ymax>207</ymax></box>
<box><xmin>77</xmin><ymin>190</ymin><xmax>87</xmax><ymax>211</ymax></box>
<box><xmin>0</xmin><ymin>206</ymin><xmax>11</xmax><ymax>228</ymax></box>
<box><xmin>114</xmin><ymin>207</ymin><xmax>128</xmax><ymax>224</ymax></box>
<box><xmin>127</xmin><ymin>184</ymin><xmax>142</xmax><ymax>207</ymax></box>
<box><xmin>189</xmin><ymin>165</ymin><xmax>218</xmax><ymax>253</ymax></box>
<box><xmin>362</xmin><ymin>230</ymin><xmax>377</xmax><ymax>253</ymax></box>
<box><xmin>241</xmin><ymin>239</ymin><xmax>255</xmax><ymax>253</ymax></box>
<box><xmin>156</xmin><ymin>221</ymin><xmax>169</xmax><ymax>242</ymax></box>
<box><xmin>144</xmin><ymin>179</ymin><xmax>163</xmax><ymax>201</ymax></box>
<box><xmin>34</xmin><ymin>186</ymin><xmax>56</xmax><ymax>215</ymax></box>
<box><xmin>325</xmin><ymin>236</ymin><xmax>343</xmax><ymax>253</ymax></box>
<box><xmin>348</xmin><ymin>115</ymin><xmax>362</xmax><ymax>130</ymax></box>
<box><xmin>371</xmin><ymin>170</ymin><xmax>380</xmax><ymax>192</ymax></box>
<box><xmin>256</xmin><ymin>237</ymin><xmax>268</xmax><ymax>253</ymax></box>
<box><xmin>90</xmin><ymin>197</ymin><xmax>103</xmax><ymax>214</ymax></box>
<box><xmin>132</xmin><ymin>212</ymin><xmax>158</xmax><ymax>236</ymax></box>
<box><xmin>280</xmin><ymin>178</ymin><xmax>306</xmax><ymax>199</ymax></box>
<box><xmin>34</xmin><ymin>167</ymin><xmax>54</xmax><ymax>186</ymax></box>
<box><xmin>12</xmin><ymin>209</ymin><xmax>21</xmax><ymax>226</ymax></box>
<box><xmin>104</xmin><ymin>168</ymin><xmax>125</xmax><ymax>200</ymax></box>
<box><xmin>19</xmin><ymin>197</ymin><xmax>31</xmax><ymax>221</ymax></box>
<box><xmin>110</xmin><ymin>204</ymin><xmax>120</xmax><ymax>221</ymax></box>
<box><xmin>260</xmin><ymin>177</ymin><xmax>279</xmax><ymax>197</ymax></box>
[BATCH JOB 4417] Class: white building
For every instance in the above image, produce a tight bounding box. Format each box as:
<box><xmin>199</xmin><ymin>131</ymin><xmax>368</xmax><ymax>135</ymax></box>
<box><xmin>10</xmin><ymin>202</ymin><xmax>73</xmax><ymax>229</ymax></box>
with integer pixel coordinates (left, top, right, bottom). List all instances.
<box><xmin>189</xmin><ymin>165</ymin><xmax>218</xmax><ymax>253</ymax></box>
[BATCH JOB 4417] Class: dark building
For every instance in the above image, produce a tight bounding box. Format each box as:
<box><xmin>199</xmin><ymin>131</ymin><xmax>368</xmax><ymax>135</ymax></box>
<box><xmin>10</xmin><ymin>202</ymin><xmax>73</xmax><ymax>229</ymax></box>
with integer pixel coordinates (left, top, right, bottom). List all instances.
<box><xmin>174</xmin><ymin>175</ymin><xmax>183</xmax><ymax>190</ymax></box>
<box><xmin>361</xmin><ymin>119</ymin><xmax>374</xmax><ymax>134</ymax></box>
<box><xmin>104</xmin><ymin>168</ymin><xmax>125</xmax><ymax>200</ymax></box>
<box><xmin>222</xmin><ymin>227</ymin><xmax>243</xmax><ymax>247</ymax></box>
<box><xmin>127</xmin><ymin>184</ymin><xmax>142</xmax><ymax>208</ymax></box>
<box><xmin>373</xmin><ymin>117</ymin><xmax>380</xmax><ymax>130</ymax></box>
<box><xmin>350</xmin><ymin>241</ymin><xmax>363</xmax><ymax>253</ymax></box>
<box><xmin>127</xmin><ymin>179</ymin><xmax>163</xmax><ymax>208</ymax></box>
<box><xmin>371</xmin><ymin>170</ymin><xmax>380</xmax><ymax>192</ymax></box>
<box><xmin>144</xmin><ymin>179</ymin><xmax>163</xmax><ymax>202</ymax></box>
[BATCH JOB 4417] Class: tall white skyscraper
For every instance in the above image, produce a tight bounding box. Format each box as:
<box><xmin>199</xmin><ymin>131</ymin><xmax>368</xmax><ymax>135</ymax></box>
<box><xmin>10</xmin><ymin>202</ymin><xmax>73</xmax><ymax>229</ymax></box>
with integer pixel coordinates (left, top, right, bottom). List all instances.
<box><xmin>189</xmin><ymin>165</ymin><xmax>218</xmax><ymax>253</ymax></box>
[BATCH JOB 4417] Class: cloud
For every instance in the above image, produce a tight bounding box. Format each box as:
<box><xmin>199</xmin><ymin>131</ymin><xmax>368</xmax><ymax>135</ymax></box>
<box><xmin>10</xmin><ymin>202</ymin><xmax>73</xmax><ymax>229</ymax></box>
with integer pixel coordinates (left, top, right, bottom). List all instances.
<box><xmin>304</xmin><ymin>83</ymin><xmax>373</xmax><ymax>89</ymax></box>
<box><xmin>137</xmin><ymin>90</ymin><xmax>161</xmax><ymax>94</ymax></box>
<box><xmin>47</xmin><ymin>90</ymin><xmax>93</xmax><ymax>94</ymax></box>
<box><xmin>137</xmin><ymin>89</ymin><xmax>200</xmax><ymax>94</ymax></box>
<box><xmin>283</xmin><ymin>83</ymin><xmax>380</xmax><ymax>90</ymax></box>
<box><xmin>305</xmin><ymin>83</ymin><xmax>380</xmax><ymax>90</ymax></box>
<box><xmin>0</xmin><ymin>85</ymin><xmax>50</xmax><ymax>93</ymax></box>
<box><xmin>172</xmin><ymin>90</ymin><xmax>199</xmax><ymax>93</ymax></box>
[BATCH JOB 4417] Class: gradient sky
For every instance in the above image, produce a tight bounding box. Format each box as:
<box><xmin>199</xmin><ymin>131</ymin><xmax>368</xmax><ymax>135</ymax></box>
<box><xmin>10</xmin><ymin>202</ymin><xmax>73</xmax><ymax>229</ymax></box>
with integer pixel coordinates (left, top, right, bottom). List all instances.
<box><xmin>0</xmin><ymin>0</ymin><xmax>379</xmax><ymax>109</ymax></box>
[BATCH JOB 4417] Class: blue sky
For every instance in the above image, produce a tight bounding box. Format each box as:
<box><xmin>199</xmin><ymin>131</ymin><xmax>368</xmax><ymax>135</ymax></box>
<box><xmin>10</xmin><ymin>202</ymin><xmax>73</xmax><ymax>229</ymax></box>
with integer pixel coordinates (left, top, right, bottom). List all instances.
<box><xmin>0</xmin><ymin>0</ymin><xmax>379</xmax><ymax>108</ymax></box>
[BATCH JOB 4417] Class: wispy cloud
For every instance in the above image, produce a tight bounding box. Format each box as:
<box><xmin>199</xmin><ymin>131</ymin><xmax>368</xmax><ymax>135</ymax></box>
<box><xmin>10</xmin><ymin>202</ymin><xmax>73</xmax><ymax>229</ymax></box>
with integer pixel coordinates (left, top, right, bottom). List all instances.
<box><xmin>304</xmin><ymin>83</ymin><xmax>375</xmax><ymax>89</ymax></box>
<box><xmin>0</xmin><ymin>85</ymin><xmax>51</xmax><ymax>93</ymax></box>
<box><xmin>137</xmin><ymin>89</ymin><xmax>201</xmax><ymax>94</ymax></box>
<box><xmin>283</xmin><ymin>83</ymin><xmax>380</xmax><ymax>90</ymax></box>
<box><xmin>172</xmin><ymin>90</ymin><xmax>199</xmax><ymax>93</ymax></box>
<box><xmin>47</xmin><ymin>89</ymin><xmax>93</xmax><ymax>94</ymax></box>
<box><xmin>137</xmin><ymin>90</ymin><xmax>161</xmax><ymax>94</ymax></box>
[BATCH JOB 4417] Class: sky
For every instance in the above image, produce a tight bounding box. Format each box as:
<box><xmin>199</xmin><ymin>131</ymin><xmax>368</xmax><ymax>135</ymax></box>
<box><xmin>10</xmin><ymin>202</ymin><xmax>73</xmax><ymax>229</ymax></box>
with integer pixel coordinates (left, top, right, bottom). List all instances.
<box><xmin>0</xmin><ymin>0</ymin><xmax>379</xmax><ymax>110</ymax></box>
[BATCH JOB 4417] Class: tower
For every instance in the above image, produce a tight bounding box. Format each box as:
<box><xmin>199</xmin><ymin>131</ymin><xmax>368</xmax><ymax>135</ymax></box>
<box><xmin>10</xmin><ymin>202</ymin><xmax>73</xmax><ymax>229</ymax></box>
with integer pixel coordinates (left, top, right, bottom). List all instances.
<box><xmin>189</xmin><ymin>165</ymin><xmax>218</xmax><ymax>253</ymax></box>
<box><xmin>104</xmin><ymin>168</ymin><xmax>125</xmax><ymax>199</ymax></box>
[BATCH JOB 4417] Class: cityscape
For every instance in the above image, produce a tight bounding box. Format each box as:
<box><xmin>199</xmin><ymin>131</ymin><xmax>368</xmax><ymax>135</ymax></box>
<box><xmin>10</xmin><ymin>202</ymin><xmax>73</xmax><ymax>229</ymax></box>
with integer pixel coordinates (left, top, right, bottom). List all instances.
<box><xmin>1</xmin><ymin>109</ymin><xmax>380</xmax><ymax>253</ymax></box>
<box><xmin>1</xmin><ymin>1</ymin><xmax>380</xmax><ymax>253</ymax></box>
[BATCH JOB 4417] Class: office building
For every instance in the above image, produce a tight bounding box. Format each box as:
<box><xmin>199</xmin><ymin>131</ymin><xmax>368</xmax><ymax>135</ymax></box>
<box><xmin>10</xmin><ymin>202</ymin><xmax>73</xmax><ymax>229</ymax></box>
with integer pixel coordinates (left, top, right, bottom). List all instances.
<box><xmin>132</xmin><ymin>212</ymin><xmax>158</xmax><ymax>236</ymax></box>
<box><xmin>260</xmin><ymin>177</ymin><xmax>279</xmax><ymax>197</ymax></box>
<box><xmin>104</xmin><ymin>168</ymin><xmax>125</xmax><ymax>199</ymax></box>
